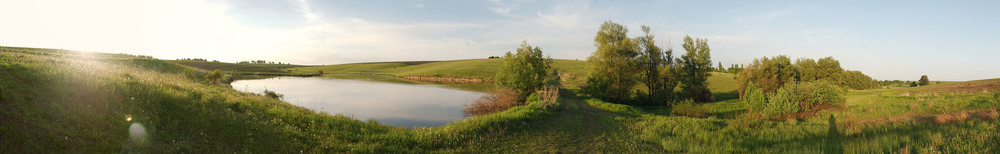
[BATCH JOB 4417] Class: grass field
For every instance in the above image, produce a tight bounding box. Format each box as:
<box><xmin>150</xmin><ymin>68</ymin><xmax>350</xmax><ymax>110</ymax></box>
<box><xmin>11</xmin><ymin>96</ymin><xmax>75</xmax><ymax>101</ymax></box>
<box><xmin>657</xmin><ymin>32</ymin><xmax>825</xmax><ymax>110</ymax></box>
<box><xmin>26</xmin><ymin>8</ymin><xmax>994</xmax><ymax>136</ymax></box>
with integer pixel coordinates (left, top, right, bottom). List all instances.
<box><xmin>168</xmin><ymin>60</ymin><xmax>309</xmax><ymax>73</ymax></box>
<box><xmin>2</xmin><ymin>46</ymin><xmax>998</xmax><ymax>152</ymax></box>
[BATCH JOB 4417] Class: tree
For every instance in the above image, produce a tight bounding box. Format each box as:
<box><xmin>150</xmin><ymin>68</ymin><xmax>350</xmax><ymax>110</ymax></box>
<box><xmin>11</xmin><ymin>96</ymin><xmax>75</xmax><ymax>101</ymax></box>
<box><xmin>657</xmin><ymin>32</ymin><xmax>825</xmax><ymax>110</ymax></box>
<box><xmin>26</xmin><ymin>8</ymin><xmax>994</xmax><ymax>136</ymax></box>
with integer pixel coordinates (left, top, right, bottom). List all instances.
<box><xmin>737</xmin><ymin>55</ymin><xmax>795</xmax><ymax>98</ymax></box>
<box><xmin>919</xmin><ymin>75</ymin><xmax>930</xmax><ymax>86</ymax></box>
<box><xmin>794</xmin><ymin>58</ymin><xmax>819</xmax><ymax>82</ymax></box>
<box><xmin>495</xmin><ymin>41</ymin><xmax>553</xmax><ymax>101</ymax></box>
<box><xmin>584</xmin><ymin>21</ymin><xmax>641</xmax><ymax>101</ymax></box>
<box><xmin>816</xmin><ymin>57</ymin><xmax>842</xmax><ymax>80</ymax></box>
<box><xmin>637</xmin><ymin>25</ymin><xmax>676</xmax><ymax>104</ymax></box>
<box><xmin>204</xmin><ymin>69</ymin><xmax>223</xmax><ymax>84</ymax></box>
<box><xmin>678</xmin><ymin>35</ymin><xmax>714</xmax><ymax>102</ymax></box>
<box><xmin>718</xmin><ymin>62</ymin><xmax>725</xmax><ymax>72</ymax></box>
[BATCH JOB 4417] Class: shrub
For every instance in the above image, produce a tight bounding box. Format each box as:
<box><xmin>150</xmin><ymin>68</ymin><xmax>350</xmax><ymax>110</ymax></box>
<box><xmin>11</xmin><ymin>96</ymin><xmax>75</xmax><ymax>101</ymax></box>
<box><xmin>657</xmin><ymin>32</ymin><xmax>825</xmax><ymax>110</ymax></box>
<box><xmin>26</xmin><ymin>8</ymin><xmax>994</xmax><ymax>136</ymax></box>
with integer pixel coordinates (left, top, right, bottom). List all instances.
<box><xmin>581</xmin><ymin>75</ymin><xmax>613</xmax><ymax>100</ymax></box>
<box><xmin>263</xmin><ymin>89</ymin><xmax>284</xmax><ymax>100</ymax></box>
<box><xmin>744</xmin><ymin>83</ymin><xmax>767</xmax><ymax>113</ymax></box>
<box><xmin>204</xmin><ymin>69</ymin><xmax>223</xmax><ymax>84</ymax></box>
<box><xmin>495</xmin><ymin>41</ymin><xmax>553</xmax><ymax>101</ymax></box>
<box><xmin>463</xmin><ymin>88</ymin><xmax>523</xmax><ymax>116</ymax></box>
<box><xmin>919</xmin><ymin>75</ymin><xmax>930</xmax><ymax>86</ymax></box>
<box><xmin>762</xmin><ymin>81</ymin><xmax>845</xmax><ymax>117</ymax></box>
<box><xmin>763</xmin><ymin>87</ymin><xmax>800</xmax><ymax>117</ymax></box>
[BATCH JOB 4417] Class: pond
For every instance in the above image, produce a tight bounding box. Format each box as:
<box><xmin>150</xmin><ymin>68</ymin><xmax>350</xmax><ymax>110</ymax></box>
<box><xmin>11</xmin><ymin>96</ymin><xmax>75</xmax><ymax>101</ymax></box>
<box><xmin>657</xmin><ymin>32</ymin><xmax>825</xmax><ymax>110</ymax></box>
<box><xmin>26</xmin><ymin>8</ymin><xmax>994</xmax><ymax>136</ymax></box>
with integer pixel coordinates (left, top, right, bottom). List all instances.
<box><xmin>230</xmin><ymin>75</ymin><xmax>490</xmax><ymax>128</ymax></box>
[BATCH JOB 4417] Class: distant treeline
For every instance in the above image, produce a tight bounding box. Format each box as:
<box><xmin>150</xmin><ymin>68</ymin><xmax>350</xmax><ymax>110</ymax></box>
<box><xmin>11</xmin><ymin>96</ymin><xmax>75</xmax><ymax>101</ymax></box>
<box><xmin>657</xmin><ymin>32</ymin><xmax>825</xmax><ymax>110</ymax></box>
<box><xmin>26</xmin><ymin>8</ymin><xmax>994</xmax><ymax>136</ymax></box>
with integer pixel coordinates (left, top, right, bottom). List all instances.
<box><xmin>176</xmin><ymin>58</ymin><xmax>292</xmax><ymax>65</ymax></box>
<box><xmin>237</xmin><ymin>60</ymin><xmax>291</xmax><ymax>65</ymax></box>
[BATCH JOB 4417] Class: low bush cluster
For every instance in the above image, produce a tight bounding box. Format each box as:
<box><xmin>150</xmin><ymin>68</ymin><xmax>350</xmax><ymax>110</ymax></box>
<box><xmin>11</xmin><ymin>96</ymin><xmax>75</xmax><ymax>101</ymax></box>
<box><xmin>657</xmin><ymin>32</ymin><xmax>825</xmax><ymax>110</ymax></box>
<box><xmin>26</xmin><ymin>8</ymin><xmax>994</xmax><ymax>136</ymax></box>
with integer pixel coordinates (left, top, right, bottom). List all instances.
<box><xmin>746</xmin><ymin>81</ymin><xmax>845</xmax><ymax>118</ymax></box>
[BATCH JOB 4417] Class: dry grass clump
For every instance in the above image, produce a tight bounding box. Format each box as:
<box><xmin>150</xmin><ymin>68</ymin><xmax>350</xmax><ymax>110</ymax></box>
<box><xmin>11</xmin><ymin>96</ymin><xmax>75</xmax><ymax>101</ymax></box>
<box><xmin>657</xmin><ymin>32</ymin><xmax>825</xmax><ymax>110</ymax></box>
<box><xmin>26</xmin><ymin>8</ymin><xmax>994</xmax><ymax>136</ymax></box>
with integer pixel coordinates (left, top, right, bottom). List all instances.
<box><xmin>537</xmin><ymin>86</ymin><xmax>559</xmax><ymax>107</ymax></box>
<box><xmin>931</xmin><ymin>109</ymin><xmax>999</xmax><ymax>124</ymax></box>
<box><xmin>464</xmin><ymin>88</ymin><xmax>523</xmax><ymax>116</ymax></box>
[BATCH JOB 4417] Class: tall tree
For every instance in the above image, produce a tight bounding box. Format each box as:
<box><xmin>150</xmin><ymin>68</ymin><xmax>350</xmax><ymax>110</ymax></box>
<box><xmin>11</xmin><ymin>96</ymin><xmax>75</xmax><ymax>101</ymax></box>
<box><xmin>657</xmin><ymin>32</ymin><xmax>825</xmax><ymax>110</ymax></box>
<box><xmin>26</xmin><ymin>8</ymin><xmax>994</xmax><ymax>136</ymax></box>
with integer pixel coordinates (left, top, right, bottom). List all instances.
<box><xmin>585</xmin><ymin>21</ymin><xmax>641</xmax><ymax>101</ymax></box>
<box><xmin>816</xmin><ymin>57</ymin><xmax>842</xmax><ymax>80</ymax></box>
<box><xmin>678</xmin><ymin>35</ymin><xmax>714</xmax><ymax>102</ymax></box>
<box><xmin>794</xmin><ymin>58</ymin><xmax>819</xmax><ymax>82</ymax></box>
<box><xmin>637</xmin><ymin>25</ymin><xmax>676</xmax><ymax>104</ymax></box>
<box><xmin>918</xmin><ymin>75</ymin><xmax>930</xmax><ymax>86</ymax></box>
<box><xmin>495</xmin><ymin>41</ymin><xmax>553</xmax><ymax>101</ymax></box>
<box><xmin>718</xmin><ymin>62</ymin><xmax>725</xmax><ymax>72</ymax></box>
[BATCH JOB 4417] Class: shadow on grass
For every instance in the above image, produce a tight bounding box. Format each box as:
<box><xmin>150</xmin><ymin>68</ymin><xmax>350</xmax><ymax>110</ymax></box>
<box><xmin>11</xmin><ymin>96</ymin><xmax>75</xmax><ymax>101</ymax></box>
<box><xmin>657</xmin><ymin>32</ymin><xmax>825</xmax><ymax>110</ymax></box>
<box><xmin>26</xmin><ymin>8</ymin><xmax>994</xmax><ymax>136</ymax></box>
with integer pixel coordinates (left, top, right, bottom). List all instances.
<box><xmin>713</xmin><ymin>91</ymin><xmax>739</xmax><ymax>102</ymax></box>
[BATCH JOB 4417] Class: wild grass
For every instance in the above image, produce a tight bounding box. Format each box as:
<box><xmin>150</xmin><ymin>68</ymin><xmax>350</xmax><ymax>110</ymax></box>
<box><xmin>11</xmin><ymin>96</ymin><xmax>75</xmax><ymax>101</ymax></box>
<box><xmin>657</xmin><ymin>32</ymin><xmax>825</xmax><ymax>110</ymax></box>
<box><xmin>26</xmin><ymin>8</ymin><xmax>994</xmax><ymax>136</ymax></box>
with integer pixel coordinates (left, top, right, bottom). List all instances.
<box><xmin>463</xmin><ymin>88</ymin><xmax>523</xmax><ymax>116</ymax></box>
<box><xmin>3</xmin><ymin>46</ymin><xmax>998</xmax><ymax>152</ymax></box>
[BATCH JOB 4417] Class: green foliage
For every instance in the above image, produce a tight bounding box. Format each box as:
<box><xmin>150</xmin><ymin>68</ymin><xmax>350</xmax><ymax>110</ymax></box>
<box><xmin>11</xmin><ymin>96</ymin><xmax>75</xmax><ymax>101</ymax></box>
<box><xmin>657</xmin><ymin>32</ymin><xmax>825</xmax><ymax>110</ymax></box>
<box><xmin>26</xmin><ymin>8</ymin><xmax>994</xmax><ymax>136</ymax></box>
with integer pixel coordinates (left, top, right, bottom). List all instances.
<box><xmin>762</xmin><ymin>81</ymin><xmax>845</xmax><ymax>117</ymax></box>
<box><xmin>672</xmin><ymin>100</ymin><xmax>707</xmax><ymax>117</ymax></box>
<box><xmin>585</xmin><ymin>21</ymin><xmax>641</xmax><ymax>101</ymax></box>
<box><xmin>739</xmin><ymin>56</ymin><xmax>877</xmax><ymax>99</ymax></box>
<box><xmin>263</xmin><ymin>89</ymin><xmax>284</xmax><ymax>100</ymax></box>
<box><xmin>678</xmin><ymin>35</ymin><xmax>714</xmax><ymax>102</ymax></box>
<box><xmin>919</xmin><ymin>75</ymin><xmax>930</xmax><ymax>86</ymax></box>
<box><xmin>737</xmin><ymin>55</ymin><xmax>795</xmax><ymax>98</ymax></box>
<box><xmin>204</xmin><ymin>69</ymin><xmax>223</xmax><ymax>84</ymax></box>
<box><xmin>495</xmin><ymin>41</ymin><xmax>553</xmax><ymax>100</ymax></box>
<box><xmin>581</xmin><ymin>75</ymin><xmax>614</xmax><ymax>100</ymax></box>
<box><xmin>794</xmin><ymin>58</ymin><xmax>819</xmax><ymax>82</ymax></box>
<box><xmin>637</xmin><ymin>25</ymin><xmax>679</xmax><ymax>105</ymax></box>
<box><xmin>744</xmin><ymin>83</ymin><xmax>767</xmax><ymax>113</ymax></box>
<box><xmin>837</xmin><ymin>70</ymin><xmax>879</xmax><ymax>89</ymax></box>
<box><xmin>763</xmin><ymin>86</ymin><xmax>801</xmax><ymax>117</ymax></box>
<box><xmin>815</xmin><ymin>57</ymin><xmax>842</xmax><ymax>80</ymax></box>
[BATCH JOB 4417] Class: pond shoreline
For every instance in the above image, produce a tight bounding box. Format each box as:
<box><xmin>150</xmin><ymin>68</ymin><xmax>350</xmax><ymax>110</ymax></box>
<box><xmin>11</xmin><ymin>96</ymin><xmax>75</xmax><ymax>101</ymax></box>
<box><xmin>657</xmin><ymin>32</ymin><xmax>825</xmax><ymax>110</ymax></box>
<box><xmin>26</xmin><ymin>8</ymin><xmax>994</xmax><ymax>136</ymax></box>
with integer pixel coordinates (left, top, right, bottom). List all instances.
<box><xmin>399</xmin><ymin>75</ymin><xmax>494</xmax><ymax>83</ymax></box>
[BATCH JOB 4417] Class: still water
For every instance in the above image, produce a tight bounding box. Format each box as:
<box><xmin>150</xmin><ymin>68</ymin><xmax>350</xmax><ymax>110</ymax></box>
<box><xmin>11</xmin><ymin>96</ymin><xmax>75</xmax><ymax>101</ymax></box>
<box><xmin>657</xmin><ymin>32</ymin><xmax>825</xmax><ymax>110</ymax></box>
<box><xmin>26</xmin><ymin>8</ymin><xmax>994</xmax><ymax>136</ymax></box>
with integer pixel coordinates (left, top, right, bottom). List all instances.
<box><xmin>230</xmin><ymin>75</ymin><xmax>489</xmax><ymax>128</ymax></box>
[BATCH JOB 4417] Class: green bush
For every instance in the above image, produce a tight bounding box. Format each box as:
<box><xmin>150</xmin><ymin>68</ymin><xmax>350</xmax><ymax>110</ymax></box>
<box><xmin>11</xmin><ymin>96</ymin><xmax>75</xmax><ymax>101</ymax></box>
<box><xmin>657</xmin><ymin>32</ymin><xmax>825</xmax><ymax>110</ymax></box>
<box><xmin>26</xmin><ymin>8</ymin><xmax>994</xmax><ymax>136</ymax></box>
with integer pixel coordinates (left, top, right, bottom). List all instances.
<box><xmin>581</xmin><ymin>75</ymin><xmax>613</xmax><ymax>100</ymax></box>
<box><xmin>744</xmin><ymin>83</ymin><xmax>767</xmax><ymax>113</ymax></box>
<box><xmin>762</xmin><ymin>81</ymin><xmax>845</xmax><ymax>117</ymax></box>
<box><xmin>495</xmin><ymin>41</ymin><xmax>553</xmax><ymax>101</ymax></box>
<box><xmin>263</xmin><ymin>89</ymin><xmax>284</xmax><ymax>100</ymax></box>
<box><xmin>763</xmin><ymin>87</ymin><xmax>800</xmax><ymax>117</ymax></box>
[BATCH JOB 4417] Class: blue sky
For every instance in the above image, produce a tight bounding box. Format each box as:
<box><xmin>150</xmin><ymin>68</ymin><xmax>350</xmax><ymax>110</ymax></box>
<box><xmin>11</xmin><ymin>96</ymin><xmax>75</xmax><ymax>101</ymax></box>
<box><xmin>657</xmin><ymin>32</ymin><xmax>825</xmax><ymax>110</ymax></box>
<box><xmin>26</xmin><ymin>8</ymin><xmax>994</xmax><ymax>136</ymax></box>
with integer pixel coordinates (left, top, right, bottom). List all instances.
<box><xmin>1</xmin><ymin>0</ymin><xmax>998</xmax><ymax>81</ymax></box>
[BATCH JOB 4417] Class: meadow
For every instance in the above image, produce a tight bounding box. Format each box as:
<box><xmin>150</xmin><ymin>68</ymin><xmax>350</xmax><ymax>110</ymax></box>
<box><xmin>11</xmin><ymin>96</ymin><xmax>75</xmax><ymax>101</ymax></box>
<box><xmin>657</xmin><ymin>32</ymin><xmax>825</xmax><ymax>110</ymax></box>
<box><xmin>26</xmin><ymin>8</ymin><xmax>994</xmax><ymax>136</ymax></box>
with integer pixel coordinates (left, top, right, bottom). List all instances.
<box><xmin>1</xmin><ymin>46</ymin><xmax>998</xmax><ymax>152</ymax></box>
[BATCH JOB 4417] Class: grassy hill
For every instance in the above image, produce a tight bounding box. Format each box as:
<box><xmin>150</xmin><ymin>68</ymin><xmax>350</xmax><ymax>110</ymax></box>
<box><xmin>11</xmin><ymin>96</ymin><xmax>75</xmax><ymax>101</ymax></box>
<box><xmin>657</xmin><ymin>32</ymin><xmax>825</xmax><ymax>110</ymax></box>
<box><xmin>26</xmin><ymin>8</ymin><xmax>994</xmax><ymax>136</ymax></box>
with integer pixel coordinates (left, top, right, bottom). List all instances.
<box><xmin>0</xmin><ymin>47</ymin><xmax>568</xmax><ymax>152</ymax></box>
<box><xmin>289</xmin><ymin>59</ymin><xmax>590</xmax><ymax>79</ymax></box>
<box><xmin>168</xmin><ymin>60</ymin><xmax>307</xmax><ymax>73</ymax></box>
<box><xmin>290</xmin><ymin>59</ymin><xmax>739</xmax><ymax>90</ymax></box>
<box><xmin>3</xmin><ymin>46</ymin><xmax>998</xmax><ymax>152</ymax></box>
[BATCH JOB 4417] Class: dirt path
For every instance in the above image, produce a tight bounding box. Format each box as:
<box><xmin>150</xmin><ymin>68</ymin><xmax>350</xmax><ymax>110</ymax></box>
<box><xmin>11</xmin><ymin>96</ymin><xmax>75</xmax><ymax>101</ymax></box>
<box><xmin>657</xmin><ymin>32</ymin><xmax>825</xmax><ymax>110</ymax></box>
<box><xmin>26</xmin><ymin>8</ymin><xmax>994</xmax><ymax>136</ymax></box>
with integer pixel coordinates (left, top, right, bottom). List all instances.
<box><xmin>506</xmin><ymin>89</ymin><xmax>631</xmax><ymax>152</ymax></box>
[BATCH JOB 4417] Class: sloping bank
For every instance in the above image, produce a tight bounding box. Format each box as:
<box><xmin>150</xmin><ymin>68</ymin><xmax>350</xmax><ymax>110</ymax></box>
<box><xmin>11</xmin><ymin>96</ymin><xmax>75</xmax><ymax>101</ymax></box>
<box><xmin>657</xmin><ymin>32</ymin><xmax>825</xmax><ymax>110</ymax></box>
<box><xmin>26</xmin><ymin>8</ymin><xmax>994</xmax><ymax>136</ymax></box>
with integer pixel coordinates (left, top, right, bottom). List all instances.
<box><xmin>0</xmin><ymin>46</ymin><xmax>560</xmax><ymax>152</ymax></box>
<box><xmin>399</xmin><ymin>75</ymin><xmax>494</xmax><ymax>83</ymax></box>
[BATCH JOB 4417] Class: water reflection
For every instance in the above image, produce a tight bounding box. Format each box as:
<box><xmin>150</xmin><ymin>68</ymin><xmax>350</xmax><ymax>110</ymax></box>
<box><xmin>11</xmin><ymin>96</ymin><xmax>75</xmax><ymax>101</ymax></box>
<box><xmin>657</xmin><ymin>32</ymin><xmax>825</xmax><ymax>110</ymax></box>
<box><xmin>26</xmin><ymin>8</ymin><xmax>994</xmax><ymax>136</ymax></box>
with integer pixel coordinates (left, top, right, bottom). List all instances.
<box><xmin>230</xmin><ymin>75</ymin><xmax>488</xmax><ymax>128</ymax></box>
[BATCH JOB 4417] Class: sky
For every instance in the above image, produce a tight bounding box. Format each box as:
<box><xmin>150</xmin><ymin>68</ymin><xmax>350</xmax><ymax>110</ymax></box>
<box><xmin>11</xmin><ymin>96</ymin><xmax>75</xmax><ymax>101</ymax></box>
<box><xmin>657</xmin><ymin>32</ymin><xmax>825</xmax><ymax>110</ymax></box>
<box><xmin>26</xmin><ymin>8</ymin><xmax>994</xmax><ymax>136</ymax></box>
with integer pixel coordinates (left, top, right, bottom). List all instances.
<box><xmin>1</xmin><ymin>0</ymin><xmax>999</xmax><ymax>81</ymax></box>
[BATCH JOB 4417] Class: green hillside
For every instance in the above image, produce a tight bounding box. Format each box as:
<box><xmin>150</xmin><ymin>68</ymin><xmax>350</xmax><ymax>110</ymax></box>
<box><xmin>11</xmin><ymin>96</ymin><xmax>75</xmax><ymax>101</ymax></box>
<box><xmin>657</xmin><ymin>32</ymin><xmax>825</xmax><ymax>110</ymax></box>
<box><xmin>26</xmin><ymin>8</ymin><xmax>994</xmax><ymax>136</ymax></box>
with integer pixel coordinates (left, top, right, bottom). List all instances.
<box><xmin>3</xmin><ymin>46</ymin><xmax>998</xmax><ymax>152</ymax></box>
<box><xmin>291</xmin><ymin>58</ymin><xmax>737</xmax><ymax>91</ymax></box>
<box><xmin>168</xmin><ymin>60</ymin><xmax>306</xmax><ymax>73</ymax></box>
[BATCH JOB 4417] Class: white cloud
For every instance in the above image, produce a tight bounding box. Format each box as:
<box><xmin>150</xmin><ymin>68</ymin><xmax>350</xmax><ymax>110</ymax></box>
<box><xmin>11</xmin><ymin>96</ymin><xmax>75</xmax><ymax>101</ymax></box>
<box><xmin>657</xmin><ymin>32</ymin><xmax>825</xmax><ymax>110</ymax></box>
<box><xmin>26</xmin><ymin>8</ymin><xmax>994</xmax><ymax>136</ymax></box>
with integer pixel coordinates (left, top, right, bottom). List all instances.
<box><xmin>491</xmin><ymin>7</ymin><xmax>511</xmax><ymax>14</ymax></box>
<box><xmin>0</xmin><ymin>0</ymin><xmax>299</xmax><ymax>63</ymax></box>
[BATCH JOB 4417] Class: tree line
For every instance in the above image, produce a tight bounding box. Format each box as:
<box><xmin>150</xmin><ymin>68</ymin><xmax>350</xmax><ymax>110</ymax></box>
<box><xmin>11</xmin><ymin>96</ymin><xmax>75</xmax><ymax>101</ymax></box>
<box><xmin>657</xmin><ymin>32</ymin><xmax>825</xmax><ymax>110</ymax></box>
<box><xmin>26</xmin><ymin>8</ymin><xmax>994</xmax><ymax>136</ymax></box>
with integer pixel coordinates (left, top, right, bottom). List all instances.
<box><xmin>580</xmin><ymin>21</ymin><xmax>715</xmax><ymax>105</ymax></box>
<box><xmin>736</xmin><ymin>56</ymin><xmax>879</xmax><ymax>99</ymax></box>
<box><xmin>237</xmin><ymin>60</ymin><xmax>291</xmax><ymax>65</ymax></box>
<box><xmin>489</xmin><ymin>20</ymin><xmax>883</xmax><ymax>112</ymax></box>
